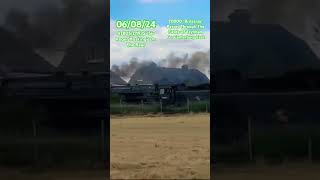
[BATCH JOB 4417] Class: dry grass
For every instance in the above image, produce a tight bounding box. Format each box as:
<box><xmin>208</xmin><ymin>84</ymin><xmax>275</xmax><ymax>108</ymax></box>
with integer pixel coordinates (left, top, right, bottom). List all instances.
<box><xmin>110</xmin><ymin>113</ymin><xmax>210</xmax><ymax>179</ymax></box>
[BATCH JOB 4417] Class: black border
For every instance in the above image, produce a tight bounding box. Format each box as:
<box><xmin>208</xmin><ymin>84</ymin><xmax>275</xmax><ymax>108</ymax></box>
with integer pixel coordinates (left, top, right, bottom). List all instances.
<box><xmin>210</xmin><ymin>0</ymin><xmax>214</xmax><ymax>179</ymax></box>
<box><xmin>105</xmin><ymin>0</ymin><xmax>111</xmax><ymax>179</ymax></box>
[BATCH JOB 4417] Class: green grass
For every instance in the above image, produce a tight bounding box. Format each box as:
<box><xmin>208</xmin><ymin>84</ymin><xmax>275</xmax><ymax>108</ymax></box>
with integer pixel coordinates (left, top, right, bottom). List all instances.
<box><xmin>110</xmin><ymin>93</ymin><xmax>121</xmax><ymax>104</ymax></box>
<box><xmin>110</xmin><ymin>100</ymin><xmax>210</xmax><ymax>114</ymax></box>
<box><xmin>189</xmin><ymin>100</ymin><xmax>210</xmax><ymax>113</ymax></box>
<box><xmin>0</xmin><ymin>136</ymin><xmax>103</xmax><ymax>168</ymax></box>
<box><xmin>254</xmin><ymin>133</ymin><xmax>309</xmax><ymax>158</ymax></box>
<box><xmin>216</xmin><ymin>127</ymin><xmax>320</xmax><ymax>163</ymax></box>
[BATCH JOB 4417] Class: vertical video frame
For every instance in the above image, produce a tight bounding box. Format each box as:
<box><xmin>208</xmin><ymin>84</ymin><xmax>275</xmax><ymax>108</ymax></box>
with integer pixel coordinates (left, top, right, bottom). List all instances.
<box><xmin>110</xmin><ymin>0</ymin><xmax>210</xmax><ymax>179</ymax></box>
<box><xmin>0</xmin><ymin>0</ymin><xmax>108</xmax><ymax>179</ymax></box>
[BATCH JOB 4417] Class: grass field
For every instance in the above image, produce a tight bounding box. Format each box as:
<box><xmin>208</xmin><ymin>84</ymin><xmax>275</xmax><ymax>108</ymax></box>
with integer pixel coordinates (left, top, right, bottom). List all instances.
<box><xmin>110</xmin><ymin>101</ymin><xmax>210</xmax><ymax>114</ymax></box>
<box><xmin>110</xmin><ymin>113</ymin><xmax>210</xmax><ymax>179</ymax></box>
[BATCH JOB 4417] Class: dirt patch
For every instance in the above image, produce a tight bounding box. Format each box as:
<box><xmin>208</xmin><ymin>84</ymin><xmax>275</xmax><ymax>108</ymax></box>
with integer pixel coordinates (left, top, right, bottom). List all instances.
<box><xmin>110</xmin><ymin>113</ymin><xmax>210</xmax><ymax>179</ymax></box>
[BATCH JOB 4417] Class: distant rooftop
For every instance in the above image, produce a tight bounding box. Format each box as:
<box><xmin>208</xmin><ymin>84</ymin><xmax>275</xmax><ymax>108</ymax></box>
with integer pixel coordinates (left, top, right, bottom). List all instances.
<box><xmin>212</xmin><ymin>9</ymin><xmax>320</xmax><ymax>79</ymax></box>
<box><xmin>129</xmin><ymin>64</ymin><xmax>209</xmax><ymax>86</ymax></box>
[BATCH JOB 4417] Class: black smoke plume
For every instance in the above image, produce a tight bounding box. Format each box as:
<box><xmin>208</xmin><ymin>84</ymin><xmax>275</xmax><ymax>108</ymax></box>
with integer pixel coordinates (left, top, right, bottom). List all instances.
<box><xmin>159</xmin><ymin>51</ymin><xmax>210</xmax><ymax>75</ymax></box>
<box><xmin>213</xmin><ymin>0</ymin><xmax>320</xmax><ymax>55</ymax></box>
<box><xmin>4</xmin><ymin>0</ymin><xmax>104</xmax><ymax>49</ymax></box>
<box><xmin>215</xmin><ymin>0</ymin><xmax>320</xmax><ymax>35</ymax></box>
<box><xmin>112</xmin><ymin>51</ymin><xmax>210</xmax><ymax>80</ymax></box>
<box><xmin>111</xmin><ymin>58</ymin><xmax>154</xmax><ymax>80</ymax></box>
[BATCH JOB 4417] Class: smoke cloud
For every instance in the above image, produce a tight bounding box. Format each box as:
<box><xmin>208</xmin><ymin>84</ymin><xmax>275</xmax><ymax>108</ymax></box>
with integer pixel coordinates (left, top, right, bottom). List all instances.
<box><xmin>213</xmin><ymin>0</ymin><xmax>320</xmax><ymax>35</ymax></box>
<box><xmin>159</xmin><ymin>51</ymin><xmax>210</xmax><ymax>75</ymax></box>
<box><xmin>214</xmin><ymin>0</ymin><xmax>320</xmax><ymax>56</ymax></box>
<box><xmin>3</xmin><ymin>0</ymin><xmax>104</xmax><ymax>49</ymax></box>
<box><xmin>112</xmin><ymin>51</ymin><xmax>210</xmax><ymax>79</ymax></box>
<box><xmin>248</xmin><ymin>0</ymin><xmax>320</xmax><ymax>37</ymax></box>
<box><xmin>111</xmin><ymin>58</ymin><xmax>155</xmax><ymax>80</ymax></box>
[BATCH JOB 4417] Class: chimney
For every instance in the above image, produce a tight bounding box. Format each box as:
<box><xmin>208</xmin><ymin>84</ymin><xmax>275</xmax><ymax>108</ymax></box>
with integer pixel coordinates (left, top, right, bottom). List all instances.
<box><xmin>182</xmin><ymin>65</ymin><xmax>189</xmax><ymax>70</ymax></box>
<box><xmin>228</xmin><ymin>9</ymin><xmax>252</xmax><ymax>24</ymax></box>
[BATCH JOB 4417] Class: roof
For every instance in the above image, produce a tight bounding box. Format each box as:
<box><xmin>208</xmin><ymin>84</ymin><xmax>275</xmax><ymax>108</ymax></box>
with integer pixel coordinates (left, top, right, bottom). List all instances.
<box><xmin>0</xmin><ymin>27</ymin><xmax>56</xmax><ymax>73</ymax></box>
<box><xmin>58</xmin><ymin>18</ymin><xmax>108</xmax><ymax>73</ymax></box>
<box><xmin>212</xmin><ymin>11</ymin><xmax>320</xmax><ymax>79</ymax></box>
<box><xmin>129</xmin><ymin>63</ymin><xmax>209</xmax><ymax>86</ymax></box>
<box><xmin>110</xmin><ymin>71</ymin><xmax>127</xmax><ymax>85</ymax></box>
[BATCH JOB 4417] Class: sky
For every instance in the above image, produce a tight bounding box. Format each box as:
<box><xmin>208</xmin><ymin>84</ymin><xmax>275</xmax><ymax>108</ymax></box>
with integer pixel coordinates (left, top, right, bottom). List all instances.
<box><xmin>0</xmin><ymin>0</ymin><xmax>63</xmax><ymax>24</ymax></box>
<box><xmin>111</xmin><ymin>0</ymin><xmax>210</xmax><ymax>30</ymax></box>
<box><xmin>110</xmin><ymin>0</ymin><xmax>211</xmax><ymax>71</ymax></box>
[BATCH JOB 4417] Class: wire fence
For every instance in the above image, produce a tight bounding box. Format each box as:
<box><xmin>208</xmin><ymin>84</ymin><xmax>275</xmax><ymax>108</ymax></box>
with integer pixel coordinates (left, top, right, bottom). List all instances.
<box><xmin>110</xmin><ymin>99</ymin><xmax>210</xmax><ymax>114</ymax></box>
<box><xmin>215</xmin><ymin>117</ymin><xmax>320</xmax><ymax>164</ymax></box>
<box><xmin>212</xmin><ymin>91</ymin><xmax>320</xmax><ymax>165</ymax></box>
<box><xmin>0</xmin><ymin>98</ymin><xmax>106</xmax><ymax>168</ymax></box>
<box><xmin>0</xmin><ymin>123</ymin><xmax>105</xmax><ymax>168</ymax></box>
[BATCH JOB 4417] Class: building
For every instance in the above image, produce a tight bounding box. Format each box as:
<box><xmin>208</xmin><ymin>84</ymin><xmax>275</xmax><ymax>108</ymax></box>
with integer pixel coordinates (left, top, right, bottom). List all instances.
<box><xmin>129</xmin><ymin>63</ymin><xmax>209</xmax><ymax>86</ymax></box>
<box><xmin>0</xmin><ymin>27</ymin><xmax>55</xmax><ymax>74</ymax></box>
<box><xmin>212</xmin><ymin>9</ymin><xmax>320</xmax><ymax>144</ymax></box>
<box><xmin>58</xmin><ymin>18</ymin><xmax>107</xmax><ymax>74</ymax></box>
<box><xmin>212</xmin><ymin>9</ymin><xmax>320</xmax><ymax>92</ymax></box>
<box><xmin>110</xmin><ymin>71</ymin><xmax>127</xmax><ymax>85</ymax></box>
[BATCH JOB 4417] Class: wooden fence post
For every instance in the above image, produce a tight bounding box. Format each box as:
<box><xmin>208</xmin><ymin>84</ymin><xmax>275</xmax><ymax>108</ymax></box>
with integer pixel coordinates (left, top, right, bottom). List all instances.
<box><xmin>120</xmin><ymin>98</ymin><xmax>122</xmax><ymax>113</ymax></box>
<box><xmin>141</xmin><ymin>99</ymin><xmax>144</xmax><ymax>113</ymax></box>
<box><xmin>308</xmin><ymin>136</ymin><xmax>313</xmax><ymax>163</ymax></box>
<box><xmin>101</xmin><ymin>119</ymin><xmax>105</xmax><ymax>161</ymax></box>
<box><xmin>248</xmin><ymin>116</ymin><xmax>253</xmax><ymax>161</ymax></box>
<box><xmin>32</xmin><ymin>119</ymin><xmax>38</xmax><ymax>164</ymax></box>
<box><xmin>206</xmin><ymin>103</ymin><xmax>208</xmax><ymax>113</ymax></box>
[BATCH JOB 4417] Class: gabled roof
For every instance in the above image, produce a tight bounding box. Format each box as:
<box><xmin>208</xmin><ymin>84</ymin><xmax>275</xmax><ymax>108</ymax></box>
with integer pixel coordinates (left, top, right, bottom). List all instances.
<box><xmin>58</xmin><ymin>18</ymin><xmax>108</xmax><ymax>73</ymax></box>
<box><xmin>129</xmin><ymin>63</ymin><xmax>209</xmax><ymax>86</ymax></box>
<box><xmin>0</xmin><ymin>27</ymin><xmax>56</xmax><ymax>73</ymax></box>
<box><xmin>111</xmin><ymin>71</ymin><xmax>127</xmax><ymax>85</ymax></box>
<box><xmin>212</xmin><ymin>11</ymin><xmax>320</xmax><ymax>79</ymax></box>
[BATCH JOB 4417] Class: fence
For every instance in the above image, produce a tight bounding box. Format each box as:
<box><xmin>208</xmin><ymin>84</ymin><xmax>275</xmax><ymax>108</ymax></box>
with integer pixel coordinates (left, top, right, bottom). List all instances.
<box><xmin>0</xmin><ymin>98</ymin><xmax>106</xmax><ymax>168</ymax></box>
<box><xmin>215</xmin><ymin>116</ymin><xmax>320</xmax><ymax>164</ymax></box>
<box><xmin>0</xmin><ymin>124</ymin><xmax>105</xmax><ymax>168</ymax></box>
<box><xmin>110</xmin><ymin>98</ymin><xmax>210</xmax><ymax>114</ymax></box>
<box><xmin>212</xmin><ymin>91</ymin><xmax>320</xmax><ymax>164</ymax></box>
